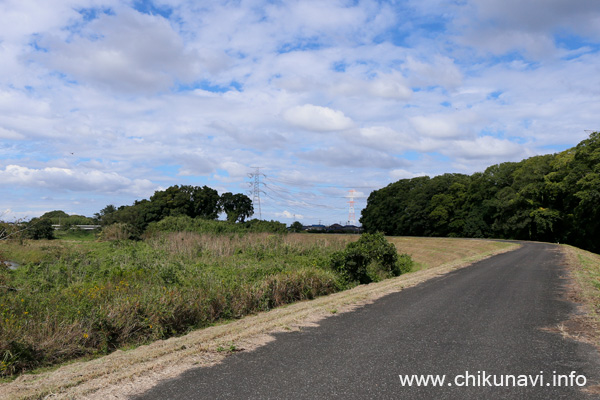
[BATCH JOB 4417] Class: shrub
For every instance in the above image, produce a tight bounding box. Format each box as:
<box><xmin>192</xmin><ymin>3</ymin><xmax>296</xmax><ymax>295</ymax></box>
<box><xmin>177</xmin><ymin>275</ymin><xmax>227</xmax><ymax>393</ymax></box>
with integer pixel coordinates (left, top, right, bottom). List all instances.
<box><xmin>145</xmin><ymin>216</ymin><xmax>288</xmax><ymax>236</ymax></box>
<box><xmin>330</xmin><ymin>232</ymin><xmax>413</xmax><ymax>284</ymax></box>
<box><xmin>25</xmin><ymin>218</ymin><xmax>54</xmax><ymax>240</ymax></box>
<box><xmin>99</xmin><ymin>223</ymin><xmax>139</xmax><ymax>241</ymax></box>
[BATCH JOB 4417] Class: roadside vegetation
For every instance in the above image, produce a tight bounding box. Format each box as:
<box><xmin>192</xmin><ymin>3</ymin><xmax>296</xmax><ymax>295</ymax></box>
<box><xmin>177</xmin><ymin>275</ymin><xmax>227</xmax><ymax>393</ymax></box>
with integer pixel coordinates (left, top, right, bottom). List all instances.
<box><xmin>0</xmin><ymin>236</ymin><xmax>515</xmax><ymax>400</ymax></box>
<box><xmin>0</xmin><ymin>226</ymin><xmax>412</xmax><ymax>377</ymax></box>
<box><xmin>562</xmin><ymin>245</ymin><xmax>600</xmax><ymax>347</ymax></box>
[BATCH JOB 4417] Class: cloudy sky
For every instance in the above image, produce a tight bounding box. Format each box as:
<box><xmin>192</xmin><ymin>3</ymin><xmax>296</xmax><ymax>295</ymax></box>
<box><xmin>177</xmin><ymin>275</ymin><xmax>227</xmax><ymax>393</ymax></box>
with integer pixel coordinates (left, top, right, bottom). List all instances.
<box><xmin>1</xmin><ymin>0</ymin><xmax>599</xmax><ymax>225</ymax></box>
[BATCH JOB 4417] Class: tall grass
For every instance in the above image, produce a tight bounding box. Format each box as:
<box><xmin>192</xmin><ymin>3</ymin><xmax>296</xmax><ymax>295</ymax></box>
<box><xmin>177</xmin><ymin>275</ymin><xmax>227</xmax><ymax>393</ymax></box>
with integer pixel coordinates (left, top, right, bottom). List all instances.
<box><xmin>0</xmin><ymin>233</ymin><xmax>353</xmax><ymax>376</ymax></box>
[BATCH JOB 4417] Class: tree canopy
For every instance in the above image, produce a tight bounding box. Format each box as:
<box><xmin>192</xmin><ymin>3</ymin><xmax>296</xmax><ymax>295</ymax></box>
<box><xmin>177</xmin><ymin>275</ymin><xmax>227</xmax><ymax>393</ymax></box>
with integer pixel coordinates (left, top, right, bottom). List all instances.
<box><xmin>219</xmin><ymin>192</ymin><xmax>254</xmax><ymax>223</ymax></box>
<box><xmin>100</xmin><ymin>185</ymin><xmax>253</xmax><ymax>235</ymax></box>
<box><xmin>360</xmin><ymin>132</ymin><xmax>600</xmax><ymax>253</ymax></box>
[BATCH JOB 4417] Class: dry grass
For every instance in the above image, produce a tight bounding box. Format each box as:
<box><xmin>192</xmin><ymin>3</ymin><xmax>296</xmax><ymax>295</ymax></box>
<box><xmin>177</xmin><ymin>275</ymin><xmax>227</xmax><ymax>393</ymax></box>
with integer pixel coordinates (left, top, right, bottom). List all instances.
<box><xmin>559</xmin><ymin>245</ymin><xmax>600</xmax><ymax>347</ymax></box>
<box><xmin>0</xmin><ymin>237</ymin><xmax>517</xmax><ymax>400</ymax></box>
<box><xmin>148</xmin><ymin>232</ymin><xmax>352</xmax><ymax>258</ymax></box>
<box><xmin>558</xmin><ymin>245</ymin><xmax>600</xmax><ymax>396</ymax></box>
<box><xmin>387</xmin><ymin>236</ymin><xmax>510</xmax><ymax>270</ymax></box>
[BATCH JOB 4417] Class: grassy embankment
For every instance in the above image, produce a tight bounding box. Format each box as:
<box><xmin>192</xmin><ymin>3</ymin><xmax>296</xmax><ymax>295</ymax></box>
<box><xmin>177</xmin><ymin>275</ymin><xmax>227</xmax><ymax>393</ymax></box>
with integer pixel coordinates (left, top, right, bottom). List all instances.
<box><xmin>0</xmin><ymin>233</ymin><xmax>518</xmax><ymax>400</ymax></box>
<box><xmin>561</xmin><ymin>245</ymin><xmax>600</xmax><ymax>347</ymax></box>
<box><xmin>1</xmin><ymin>232</ymin><xmax>358</xmax><ymax>377</ymax></box>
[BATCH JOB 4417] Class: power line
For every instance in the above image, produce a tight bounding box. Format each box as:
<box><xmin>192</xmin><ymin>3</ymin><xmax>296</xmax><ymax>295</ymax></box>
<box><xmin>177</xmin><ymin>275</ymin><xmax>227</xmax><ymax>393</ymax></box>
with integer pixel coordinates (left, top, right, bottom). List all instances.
<box><xmin>244</xmin><ymin>171</ymin><xmax>368</xmax><ymax>224</ymax></box>
<box><xmin>265</xmin><ymin>176</ymin><xmax>379</xmax><ymax>190</ymax></box>
<box><xmin>264</xmin><ymin>182</ymin><xmax>342</xmax><ymax>210</ymax></box>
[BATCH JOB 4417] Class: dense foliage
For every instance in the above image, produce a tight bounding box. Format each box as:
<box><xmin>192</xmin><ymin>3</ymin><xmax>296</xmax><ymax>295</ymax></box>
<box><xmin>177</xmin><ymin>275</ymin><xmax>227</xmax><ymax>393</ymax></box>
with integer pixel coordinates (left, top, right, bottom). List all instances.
<box><xmin>0</xmin><ymin>233</ymin><xmax>350</xmax><ymax>376</ymax></box>
<box><xmin>98</xmin><ymin>185</ymin><xmax>254</xmax><ymax>237</ymax></box>
<box><xmin>361</xmin><ymin>132</ymin><xmax>600</xmax><ymax>253</ymax></box>
<box><xmin>144</xmin><ymin>216</ymin><xmax>287</xmax><ymax>236</ymax></box>
<box><xmin>331</xmin><ymin>232</ymin><xmax>413</xmax><ymax>284</ymax></box>
<box><xmin>39</xmin><ymin>210</ymin><xmax>95</xmax><ymax>226</ymax></box>
<box><xmin>0</xmin><ymin>230</ymin><xmax>412</xmax><ymax>376</ymax></box>
<box><xmin>24</xmin><ymin>218</ymin><xmax>54</xmax><ymax>240</ymax></box>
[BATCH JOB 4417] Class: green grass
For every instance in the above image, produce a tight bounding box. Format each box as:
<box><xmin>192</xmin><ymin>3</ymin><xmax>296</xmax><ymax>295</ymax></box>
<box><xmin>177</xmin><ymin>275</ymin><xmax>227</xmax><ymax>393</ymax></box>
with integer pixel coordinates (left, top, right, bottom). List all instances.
<box><xmin>564</xmin><ymin>246</ymin><xmax>600</xmax><ymax>320</ymax></box>
<box><xmin>53</xmin><ymin>229</ymin><xmax>99</xmax><ymax>241</ymax></box>
<box><xmin>0</xmin><ymin>232</ymin><xmax>355</xmax><ymax>376</ymax></box>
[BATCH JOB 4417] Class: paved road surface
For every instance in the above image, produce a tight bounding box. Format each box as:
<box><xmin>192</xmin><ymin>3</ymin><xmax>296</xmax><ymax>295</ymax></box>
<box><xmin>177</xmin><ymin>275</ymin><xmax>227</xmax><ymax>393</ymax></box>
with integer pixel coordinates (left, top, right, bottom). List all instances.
<box><xmin>134</xmin><ymin>242</ymin><xmax>600</xmax><ymax>399</ymax></box>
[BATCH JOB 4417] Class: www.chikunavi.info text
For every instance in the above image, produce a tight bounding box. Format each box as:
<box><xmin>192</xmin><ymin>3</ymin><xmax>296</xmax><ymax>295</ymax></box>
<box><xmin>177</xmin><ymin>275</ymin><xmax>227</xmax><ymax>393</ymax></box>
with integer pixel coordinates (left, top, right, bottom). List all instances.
<box><xmin>399</xmin><ymin>370</ymin><xmax>587</xmax><ymax>387</ymax></box>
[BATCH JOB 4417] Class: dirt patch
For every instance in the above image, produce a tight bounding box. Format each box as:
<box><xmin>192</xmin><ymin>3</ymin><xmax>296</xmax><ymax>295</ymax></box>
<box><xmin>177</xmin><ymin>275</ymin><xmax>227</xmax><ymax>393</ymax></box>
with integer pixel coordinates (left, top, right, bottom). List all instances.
<box><xmin>541</xmin><ymin>314</ymin><xmax>599</xmax><ymax>347</ymax></box>
<box><xmin>0</xmin><ymin>239</ymin><xmax>517</xmax><ymax>400</ymax></box>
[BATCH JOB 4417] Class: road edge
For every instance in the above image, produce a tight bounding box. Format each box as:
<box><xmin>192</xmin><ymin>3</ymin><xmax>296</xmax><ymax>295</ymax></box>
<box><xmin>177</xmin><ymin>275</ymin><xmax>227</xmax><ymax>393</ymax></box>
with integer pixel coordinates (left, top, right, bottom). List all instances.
<box><xmin>559</xmin><ymin>245</ymin><xmax>600</xmax><ymax>395</ymax></box>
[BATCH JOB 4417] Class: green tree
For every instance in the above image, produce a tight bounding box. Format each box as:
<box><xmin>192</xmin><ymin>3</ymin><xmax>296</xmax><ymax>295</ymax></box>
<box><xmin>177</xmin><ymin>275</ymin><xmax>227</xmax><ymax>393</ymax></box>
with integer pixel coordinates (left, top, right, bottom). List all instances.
<box><xmin>290</xmin><ymin>221</ymin><xmax>304</xmax><ymax>232</ymax></box>
<box><xmin>94</xmin><ymin>205</ymin><xmax>117</xmax><ymax>224</ymax></box>
<box><xmin>359</xmin><ymin>132</ymin><xmax>600</xmax><ymax>251</ymax></box>
<box><xmin>40</xmin><ymin>210</ymin><xmax>69</xmax><ymax>221</ymax></box>
<box><xmin>184</xmin><ymin>185</ymin><xmax>221</xmax><ymax>219</ymax></box>
<box><xmin>25</xmin><ymin>218</ymin><xmax>54</xmax><ymax>240</ymax></box>
<box><xmin>150</xmin><ymin>185</ymin><xmax>193</xmax><ymax>219</ymax></box>
<box><xmin>219</xmin><ymin>192</ymin><xmax>254</xmax><ymax>223</ymax></box>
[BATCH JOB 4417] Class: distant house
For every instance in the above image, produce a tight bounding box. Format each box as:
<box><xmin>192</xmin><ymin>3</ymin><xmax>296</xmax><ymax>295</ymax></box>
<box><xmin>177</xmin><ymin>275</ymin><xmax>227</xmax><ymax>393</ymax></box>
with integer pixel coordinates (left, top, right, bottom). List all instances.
<box><xmin>328</xmin><ymin>224</ymin><xmax>344</xmax><ymax>231</ymax></box>
<box><xmin>302</xmin><ymin>224</ymin><xmax>362</xmax><ymax>234</ymax></box>
<box><xmin>305</xmin><ymin>224</ymin><xmax>326</xmax><ymax>232</ymax></box>
<box><xmin>52</xmin><ymin>224</ymin><xmax>101</xmax><ymax>230</ymax></box>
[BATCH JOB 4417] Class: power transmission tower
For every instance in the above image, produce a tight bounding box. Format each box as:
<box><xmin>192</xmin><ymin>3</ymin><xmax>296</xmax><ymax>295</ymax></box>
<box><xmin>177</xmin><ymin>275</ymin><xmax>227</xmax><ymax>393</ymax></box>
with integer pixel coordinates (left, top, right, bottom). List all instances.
<box><xmin>248</xmin><ymin>167</ymin><xmax>266</xmax><ymax>220</ymax></box>
<box><xmin>347</xmin><ymin>189</ymin><xmax>356</xmax><ymax>225</ymax></box>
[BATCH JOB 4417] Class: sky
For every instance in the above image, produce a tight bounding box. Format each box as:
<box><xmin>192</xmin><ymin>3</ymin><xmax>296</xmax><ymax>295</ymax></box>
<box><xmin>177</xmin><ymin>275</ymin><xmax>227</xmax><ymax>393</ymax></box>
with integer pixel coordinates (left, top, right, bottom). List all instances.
<box><xmin>1</xmin><ymin>0</ymin><xmax>599</xmax><ymax>225</ymax></box>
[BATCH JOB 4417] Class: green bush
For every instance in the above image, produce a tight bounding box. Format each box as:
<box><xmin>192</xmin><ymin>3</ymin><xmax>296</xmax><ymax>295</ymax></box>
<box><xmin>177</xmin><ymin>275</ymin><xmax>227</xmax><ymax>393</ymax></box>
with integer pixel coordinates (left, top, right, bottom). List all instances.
<box><xmin>145</xmin><ymin>216</ymin><xmax>287</xmax><ymax>236</ymax></box>
<box><xmin>330</xmin><ymin>232</ymin><xmax>413</xmax><ymax>284</ymax></box>
<box><xmin>25</xmin><ymin>218</ymin><xmax>54</xmax><ymax>240</ymax></box>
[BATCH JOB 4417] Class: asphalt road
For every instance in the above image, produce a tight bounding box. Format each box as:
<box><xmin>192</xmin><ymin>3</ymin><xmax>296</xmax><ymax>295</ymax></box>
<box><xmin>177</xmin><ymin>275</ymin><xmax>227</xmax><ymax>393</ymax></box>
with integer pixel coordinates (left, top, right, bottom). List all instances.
<box><xmin>133</xmin><ymin>242</ymin><xmax>600</xmax><ymax>399</ymax></box>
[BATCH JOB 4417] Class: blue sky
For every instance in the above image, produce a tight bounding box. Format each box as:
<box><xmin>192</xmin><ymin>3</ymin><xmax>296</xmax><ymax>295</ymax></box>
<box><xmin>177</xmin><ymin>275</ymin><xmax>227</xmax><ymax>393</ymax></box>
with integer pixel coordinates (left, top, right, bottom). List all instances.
<box><xmin>1</xmin><ymin>0</ymin><xmax>599</xmax><ymax>225</ymax></box>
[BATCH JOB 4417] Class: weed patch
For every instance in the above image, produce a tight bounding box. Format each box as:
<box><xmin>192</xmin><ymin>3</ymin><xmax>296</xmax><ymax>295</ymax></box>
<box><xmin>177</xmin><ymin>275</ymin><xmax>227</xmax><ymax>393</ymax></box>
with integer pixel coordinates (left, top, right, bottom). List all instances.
<box><xmin>0</xmin><ymin>232</ymin><xmax>347</xmax><ymax>376</ymax></box>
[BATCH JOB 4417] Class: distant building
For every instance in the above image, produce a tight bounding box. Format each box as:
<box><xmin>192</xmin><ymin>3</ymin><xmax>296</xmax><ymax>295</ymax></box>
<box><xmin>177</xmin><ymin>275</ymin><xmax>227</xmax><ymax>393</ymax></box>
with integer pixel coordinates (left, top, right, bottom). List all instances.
<box><xmin>52</xmin><ymin>224</ymin><xmax>101</xmax><ymax>230</ymax></box>
<box><xmin>302</xmin><ymin>224</ymin><xmax>362</xmax><ymax>234</ymax></box>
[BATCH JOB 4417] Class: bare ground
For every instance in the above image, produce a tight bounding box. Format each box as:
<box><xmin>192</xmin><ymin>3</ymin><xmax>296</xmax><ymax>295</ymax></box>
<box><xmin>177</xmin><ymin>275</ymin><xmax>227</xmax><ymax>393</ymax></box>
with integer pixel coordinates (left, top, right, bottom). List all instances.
<box><xmin>0</xmin><ymin>238</ymin><xmax>517</xmax><ymax>400</ymax></box>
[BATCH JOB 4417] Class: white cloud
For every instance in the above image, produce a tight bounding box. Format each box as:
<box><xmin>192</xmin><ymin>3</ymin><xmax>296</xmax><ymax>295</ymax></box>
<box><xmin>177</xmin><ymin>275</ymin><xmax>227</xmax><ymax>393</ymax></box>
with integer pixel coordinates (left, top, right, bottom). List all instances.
<box><xmin>346</xmin><ymin>126</ymin><xmax>414</xmax><ymax>154</ymax></box>
<box><xmin>0</xmin><ymin>126</ymin><xmax>25</xmax><ymax>140</ymax></box>
<box><xmin>405</xmin><ymin>55</ymin><xmax>463</xmax><ymax>89</ymax></box>
<box><xmin>410</xmin><ymin>113</ymin><xmax>477</xmax><ymax>140</ymax></box>
<box><xmin>0</xmin><ymin>0</ymin><xmax>599</xmax><ymax>224</ymax></box>
<box><xmin>454</xmin><ymin>0</ymin><xmax>600</xmax><ymax>59</ymax></box>
<box><xmin>298</xmin><ymin>145</ymin><xmax>409</xmax><ymax>169</ymax></box>
<box><xmin>0</xmin><ymin>165</ymin><xmax>156</xmax><ymax>196</ymax></box>
<box><xmin>411</xmin><ymin>115</ymin><xmax>461</xmax><ymax>139</ymax></box>
<box><xmin>34</xmin><ymin>8</ymin><xmax>200</xmax><ymax>93</ymax></box>
<box><xmin>471</xmin><ymin>0</ymin><xmax>600</xmax><ymax>35</ymax></box>
<box><xmin>284</xmin><ymin>104</ymin><xmax>355</xmax><ymax>132</ymax></box>
<box><xmin>329</xmin><ymin>71</ymin><xmax>412</xmax><ymax>100</ymax></box>
<box><xmin>275</xmin><ymin>210</ymin><xmax>303</xmax><ymax>220</ymax></box>
<box><xmin>368</xmin><ymin>74</ymin><xmax>413</xmax><ymax>99</ymax></box>
<box><xmin>389</xmin><ymin>169</ymin><xmax>428</xmax><ymax>181</ymax></box>
<box><xmin>446</xmin><ymin>136</ymin><xmax>526</xmax><ymax>160</ymax></box>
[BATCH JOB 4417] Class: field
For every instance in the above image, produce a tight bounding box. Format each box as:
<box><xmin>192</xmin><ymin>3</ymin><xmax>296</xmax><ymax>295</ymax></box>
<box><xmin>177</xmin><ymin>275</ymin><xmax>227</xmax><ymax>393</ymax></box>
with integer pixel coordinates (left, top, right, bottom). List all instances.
<box><xmin>1</xmin><ymin>232</ymin><xmax>359</xmax><ymax>376</ymax></box>
<box><xmin>0</xmin><ymin>231</ymin><xmax>520</xmax><ymax>397</ymax></box>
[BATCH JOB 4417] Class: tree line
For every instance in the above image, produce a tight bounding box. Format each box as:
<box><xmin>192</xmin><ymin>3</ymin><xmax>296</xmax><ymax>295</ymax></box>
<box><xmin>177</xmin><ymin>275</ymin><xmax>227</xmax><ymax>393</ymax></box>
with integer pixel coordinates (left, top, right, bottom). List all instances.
<box><xmin>96</xmin><ymin>185</ymin><xmax>254</xmax><ymax>236</ymax></box>
<box><xmin>8</xmin><ymin>186</ymin><xmax>256</xmax><ymax>241</ymax></box>
<box><xmin>360</xmin><ymin>132</ymin><xmax>600</xmax><ymax>253</ymax></box>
